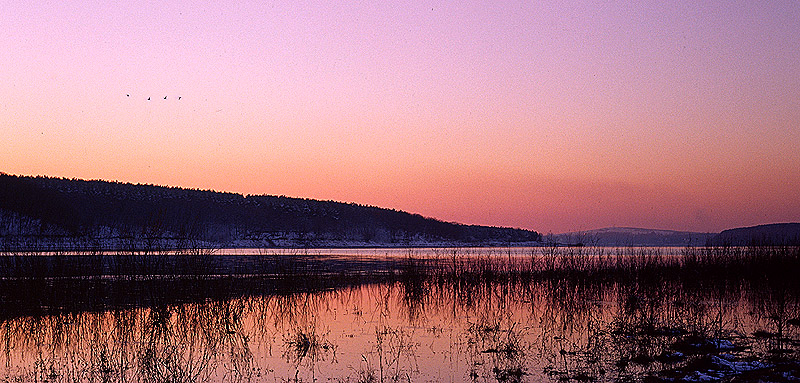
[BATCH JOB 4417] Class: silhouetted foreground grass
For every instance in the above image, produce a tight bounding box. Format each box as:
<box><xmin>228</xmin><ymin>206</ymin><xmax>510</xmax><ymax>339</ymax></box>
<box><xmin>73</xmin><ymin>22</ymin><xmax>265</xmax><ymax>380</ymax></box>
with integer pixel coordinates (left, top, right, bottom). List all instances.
<box><xmin>0</xmin><ymin>245</ymin><xmax>798</xmax><ymax>382</ymax></box>
<box><xmin>398</xmin><ymin>245</ymin><xmax>800</xmax><ymax>382</ymax></box>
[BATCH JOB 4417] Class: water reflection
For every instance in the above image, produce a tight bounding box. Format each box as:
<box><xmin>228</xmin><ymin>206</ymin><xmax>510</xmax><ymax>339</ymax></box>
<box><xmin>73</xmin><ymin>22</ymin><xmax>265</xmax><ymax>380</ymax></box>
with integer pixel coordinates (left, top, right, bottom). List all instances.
<box><xmin>0</xmin><ymin>246</ymin><xmax>798</xmax><ymax>382</ymax></box>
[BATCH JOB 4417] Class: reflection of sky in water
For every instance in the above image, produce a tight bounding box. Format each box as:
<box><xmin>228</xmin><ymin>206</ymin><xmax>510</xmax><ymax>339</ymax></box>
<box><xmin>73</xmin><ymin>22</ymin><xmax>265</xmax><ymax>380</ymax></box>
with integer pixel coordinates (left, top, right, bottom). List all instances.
<box><xmin>0</xmin><ymin>248</ymin><xmax>798</xmax><ymax>382</ymax></box>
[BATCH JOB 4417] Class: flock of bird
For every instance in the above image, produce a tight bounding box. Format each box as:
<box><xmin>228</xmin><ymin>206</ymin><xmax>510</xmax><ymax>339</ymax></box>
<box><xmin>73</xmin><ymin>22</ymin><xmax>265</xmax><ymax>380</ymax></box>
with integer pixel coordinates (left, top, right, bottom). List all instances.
<box><xmin>127</xmin><ymin>94</ymin><xmax>181</xmax><ymax>100</ymax></box>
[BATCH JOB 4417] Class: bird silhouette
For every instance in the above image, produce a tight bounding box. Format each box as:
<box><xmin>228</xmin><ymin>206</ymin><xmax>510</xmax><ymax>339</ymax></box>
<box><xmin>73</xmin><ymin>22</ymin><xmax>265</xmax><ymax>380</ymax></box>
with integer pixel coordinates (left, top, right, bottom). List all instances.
<box><xmin>164</xmin><ymin>96</ymin><xmax>167</xmax><ymax>100</ymax></box>
<box><xmin>126</xmin><ymin>94</ymin><xmax>130</xmax><ymax>97</ymax></box>
<box><xmin>147</xmin><ymin>97</ymin><xmax>150</xmax><ymax>101</ymax></box>
<box><xmin>178</xmin><ymin>96</ymin><xmax>181</xmax><ymax>100</ymax></box>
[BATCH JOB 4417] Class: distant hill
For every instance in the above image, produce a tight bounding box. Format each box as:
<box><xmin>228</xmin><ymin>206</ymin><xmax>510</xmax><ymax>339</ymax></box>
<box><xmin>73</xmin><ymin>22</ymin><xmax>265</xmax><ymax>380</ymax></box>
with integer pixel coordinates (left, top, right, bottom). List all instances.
<box><xmin>0</xmin><ymin>173</ymin><xmax>541</xmax><ymax>249</ymax></box>
<box><xmin>712</xmin><ymin>223</ymin><xmax>800</xmax><ymax>246</ymax></box>
<box><xmin>551</xmin><ymin>227</ymin><xmax>714</xmax><ymax>247</ymax></box>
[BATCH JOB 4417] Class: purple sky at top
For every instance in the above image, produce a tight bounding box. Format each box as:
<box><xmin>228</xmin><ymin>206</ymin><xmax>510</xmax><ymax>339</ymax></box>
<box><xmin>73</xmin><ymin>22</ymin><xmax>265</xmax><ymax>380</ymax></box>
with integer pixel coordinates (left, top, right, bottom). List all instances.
<box><xmin>2</xmin><ymin>0</ymin><xmax>799</xmax><ymax>233</ymax></box>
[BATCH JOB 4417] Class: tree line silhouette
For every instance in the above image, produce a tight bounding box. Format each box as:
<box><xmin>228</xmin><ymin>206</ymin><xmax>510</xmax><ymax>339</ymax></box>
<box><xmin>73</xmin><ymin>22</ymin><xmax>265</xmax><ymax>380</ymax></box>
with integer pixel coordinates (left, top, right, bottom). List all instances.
<box><xmin>0</xmin><ymin>173</ymin><xmax>541</xmax><ymax>249</ymax></box>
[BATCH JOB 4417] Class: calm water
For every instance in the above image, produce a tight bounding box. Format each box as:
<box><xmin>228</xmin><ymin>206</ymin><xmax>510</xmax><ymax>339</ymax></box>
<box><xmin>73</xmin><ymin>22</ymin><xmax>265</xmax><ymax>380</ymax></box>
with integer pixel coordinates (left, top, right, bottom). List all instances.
<box><xmin>0</xmin><ymin>247</ymin><xmax>798</xmax><ymax>382</ymax></box>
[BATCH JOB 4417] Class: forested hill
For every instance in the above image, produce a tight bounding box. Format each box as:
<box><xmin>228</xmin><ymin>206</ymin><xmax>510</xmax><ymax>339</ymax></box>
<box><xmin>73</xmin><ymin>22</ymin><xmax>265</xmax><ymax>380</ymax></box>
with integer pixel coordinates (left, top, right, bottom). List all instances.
<box><xmin>0</xmin><ymin>173</ymin><xmax>541</xmax><ymax>248</ymax></box>
<box><xmin>712</xmin><ymin>223</ymin><xmax>800</xmax><ymax>246</ymax></box>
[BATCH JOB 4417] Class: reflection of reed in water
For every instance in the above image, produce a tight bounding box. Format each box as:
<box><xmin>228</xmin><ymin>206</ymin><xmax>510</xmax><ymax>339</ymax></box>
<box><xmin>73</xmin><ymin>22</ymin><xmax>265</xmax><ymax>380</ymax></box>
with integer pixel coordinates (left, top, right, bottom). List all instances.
<box><xmin>394</xmin><ymin>245</ymin><xmax>800</xmax><ymax>381</ymax></box>
<box><xmin>0</xmin><ymin>245</ymin><xmax>797</xmax><ymax>382</ymax></box>
<box><xmin>465</xmin><ymin>315</ymin><xmax>530</xmax><ymax>382</ymax></box>
<box><xmin>282</xmin><ymin>320</ymin><xmax>336</xmax><ymax>381</ymax></box>
<box><xmin>364</xmin><ymin>325</ymin><xmax>418</xmax><ymax>383</ymax></box>
<box><xmin>0</xmin><ymin>299</ymin><xmax>259</xmax><ymax>382</ymax></box>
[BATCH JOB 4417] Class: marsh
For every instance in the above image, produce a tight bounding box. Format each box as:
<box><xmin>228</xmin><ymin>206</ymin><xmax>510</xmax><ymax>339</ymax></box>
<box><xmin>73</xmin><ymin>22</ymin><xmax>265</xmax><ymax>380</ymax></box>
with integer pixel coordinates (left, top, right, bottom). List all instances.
<box><xmin>0</xmin><ymin>246</ymin><xmax>798</xmax><ymax>382</ymax></box>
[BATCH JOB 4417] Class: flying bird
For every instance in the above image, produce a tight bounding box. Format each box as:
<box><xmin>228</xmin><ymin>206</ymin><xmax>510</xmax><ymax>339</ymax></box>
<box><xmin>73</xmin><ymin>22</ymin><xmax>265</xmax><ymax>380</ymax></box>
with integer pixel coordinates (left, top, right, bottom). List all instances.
<box><xmin>178</xmin><ymin>96</ymin><xmax>181</xmax><ymax>100</ymax></box>
<box><xmin>147</xmin><ymin>97</ymin><xmax>150</xmax><ymax>101</ymax></box>
<box><xmin>164</xmin><ymin>96</ymin><xmax>167</xmax><ymax>100</ymax></box>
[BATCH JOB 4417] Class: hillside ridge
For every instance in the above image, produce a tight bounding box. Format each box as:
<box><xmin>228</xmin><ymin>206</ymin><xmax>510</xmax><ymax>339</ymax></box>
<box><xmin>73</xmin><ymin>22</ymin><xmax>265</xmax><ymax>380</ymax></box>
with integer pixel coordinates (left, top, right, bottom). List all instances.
<box><xmin>713</xmin><ymin>223</ymin><xmax>800</xmax><ymax>246</ymax></box>
<box><xmin>552</xmin><ymin>227</ymin><xmax>715</xmax><ymax>246</ymax></box>
<box><xmin>0</xmin><ymin>173</ymin><xmax>541</xmax><ymax>249</ymax></box>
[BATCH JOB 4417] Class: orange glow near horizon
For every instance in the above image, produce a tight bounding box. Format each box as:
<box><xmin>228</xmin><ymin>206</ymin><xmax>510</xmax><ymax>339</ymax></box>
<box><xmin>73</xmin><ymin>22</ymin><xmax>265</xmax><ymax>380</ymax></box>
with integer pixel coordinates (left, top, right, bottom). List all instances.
<box><xmin>3</xmin><ymin>1</ymin><xmax>799</xmax><ymax>234</ymax></box>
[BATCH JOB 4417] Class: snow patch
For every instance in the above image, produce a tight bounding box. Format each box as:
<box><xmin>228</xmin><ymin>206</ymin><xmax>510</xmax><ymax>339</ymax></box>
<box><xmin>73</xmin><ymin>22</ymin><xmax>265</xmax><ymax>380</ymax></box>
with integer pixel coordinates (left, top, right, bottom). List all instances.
<box><xmin>710</xmin><ymin>355</ymin><xmax>770</xmax><ymax>372</ymax></box>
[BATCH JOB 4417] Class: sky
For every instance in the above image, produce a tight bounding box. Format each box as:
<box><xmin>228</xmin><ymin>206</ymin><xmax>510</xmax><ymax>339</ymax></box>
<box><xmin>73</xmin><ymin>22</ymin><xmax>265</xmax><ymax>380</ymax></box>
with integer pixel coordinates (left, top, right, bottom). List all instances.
<box><xmin>2</xmin><ymin>1</ymin><xmax>799</xmax><ymax>234</ymax></box>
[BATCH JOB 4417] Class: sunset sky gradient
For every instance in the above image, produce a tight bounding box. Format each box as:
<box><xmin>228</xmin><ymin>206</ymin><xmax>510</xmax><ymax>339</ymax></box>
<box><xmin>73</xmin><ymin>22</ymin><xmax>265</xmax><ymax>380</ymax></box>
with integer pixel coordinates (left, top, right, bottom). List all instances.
<box><xmin>3</xmin><ymin>1</ymin><xmax>799</xmax><ymax>233</ymax></box>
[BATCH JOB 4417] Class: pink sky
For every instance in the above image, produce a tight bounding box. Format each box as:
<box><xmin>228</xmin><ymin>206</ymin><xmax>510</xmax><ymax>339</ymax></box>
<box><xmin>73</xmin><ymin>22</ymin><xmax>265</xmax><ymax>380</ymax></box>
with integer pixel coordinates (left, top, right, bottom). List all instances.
<box><xmin>2</xmin><ymin>1</ymin><xmax>799</xmax><ymax>233</ymax></box>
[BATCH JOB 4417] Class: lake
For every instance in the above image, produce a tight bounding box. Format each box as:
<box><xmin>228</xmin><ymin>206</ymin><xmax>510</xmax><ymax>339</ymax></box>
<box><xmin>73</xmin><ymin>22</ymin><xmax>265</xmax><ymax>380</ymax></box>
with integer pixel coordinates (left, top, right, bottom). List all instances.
<box><xmin>0</xmin><ymin>246</ymin><xmax>798</xmax><ymax>382</ymax></box>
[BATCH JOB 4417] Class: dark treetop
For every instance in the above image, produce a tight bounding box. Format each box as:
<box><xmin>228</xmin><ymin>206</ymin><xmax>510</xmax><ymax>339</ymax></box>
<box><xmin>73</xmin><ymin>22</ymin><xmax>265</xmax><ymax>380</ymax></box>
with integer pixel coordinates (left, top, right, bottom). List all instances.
<box><xmin>0</xmin><ymin>173</ymin><xmax>541</xmax><ymax>248</ymax></box>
